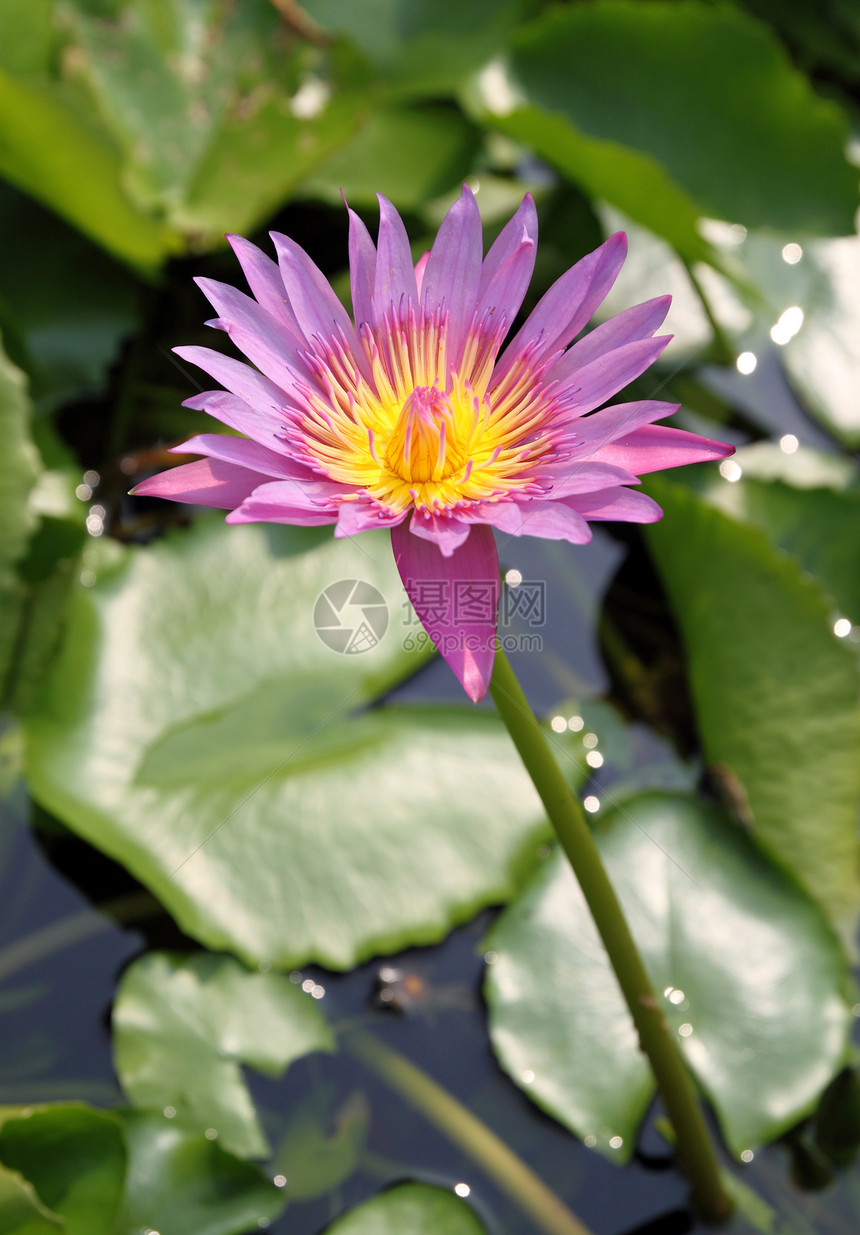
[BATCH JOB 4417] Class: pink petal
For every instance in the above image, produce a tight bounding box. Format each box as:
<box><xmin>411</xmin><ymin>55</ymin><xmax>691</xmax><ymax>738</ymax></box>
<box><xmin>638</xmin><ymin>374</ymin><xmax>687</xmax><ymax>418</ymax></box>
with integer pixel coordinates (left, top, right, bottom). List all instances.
<box><xmin>492</xmin><ymin>231</ymin><xmax>627</xmax><ymax>387</ymax></box>
<box><xmin>591</xmin><ymin>425</ymin><xmax>736</xmax><ymax>474</ymax></box>
<box><xmin>470</xmin><ymin>499</ymin><xmax>592</xmax><ymax>544</ymax></box>
<box><xmin>550</xmin><ymin>295</ymin><xmax>671</xmax><ymax>377</ymax></box>
<box><xmin>131</xmin><ymin>458</ymin><xmax>263</xmax><ymax>509</ymax></box>
<box><xmin>568</xmin><ymin>400</ymin><xmax>682</xmax><ymax>450</ymax></box>
<box><xmin>334</xmin><ymin>500</ymin><xmax>408</xmax><ymax>536</ymax></box>
<box><xmin>173</xmin><ymin>345</ymin><xmax>291</xmax><ymax>417</ymax></box>
<box><xmin>168</xmin><ymin>432</ymin><xmax>307</xmax><ymax>480</ymax></box>
<box><xmin>476</xmin><ymin>193</ymin><xmax>538</xmax><ymax>327</ymax></box>
<box><xmin>565</xmin><ymin>486</ymin><xmax>663</xmax><ymax>523</ymax></box>
<box><xmin>392</xmin><ymin>519</ymin><xmax>499</xmax><ymax>702</ymax></box>
<box><xmin>195</xmin><ymin>278</ymin><xmax>308</xmax><ymax>391</ymax></box>
<box><xmin>414</xmin><ymin>250</ymin><xmax>430</xmax><ymax>296</ymax></box>
<box><xmin>409</xmin><ymin>512</ymin><xmax>472</xmax><ymax>556</ymax></box>
<box><xmin>270</xmin><ymin>232</ymin><xmax>359</xmax><ymax>350</ymax></box>
<box><xmin>374</xmin><ymin>195</ymin><xmax>418</xmax><ymax>319</ymax></box>
<box><xmin>225</xmin><ymin>478</ymin><xmax>339</xmax><ymax>526</ymax></box>
<box><xmin>545</xmin><ymin>461</ymin><xmax>641</xmax><ymax>499</ymax></box>
<box><xmin>226</xmin><ymin>234</ymin><xmax>303</xmax><ymax>339</ymax></box>
<box><xmin>420</xmin><ymin>185</ymin><xmax>482</xmax><ymax>365</ymax></box>
<box><xmin>182</xmin><ymin>390</ymin><xmax>290</xmax><ymax>452</ymax></box>
<box><xmin>348</xmin><ymin>206</ymin><xmax>377</xmax><ymax>329</ymax></box>
<box><xmin>556</xmin><ymin>335</ymin><xmax>672</xmax><ymax>416</ymax></box>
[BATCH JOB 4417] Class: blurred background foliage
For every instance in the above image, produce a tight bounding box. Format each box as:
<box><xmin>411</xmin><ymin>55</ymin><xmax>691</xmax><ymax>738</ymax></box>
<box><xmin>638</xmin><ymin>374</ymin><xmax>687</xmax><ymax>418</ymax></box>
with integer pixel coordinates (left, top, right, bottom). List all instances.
<box><xmin>2</xmin><ymin>1</ymin><xmax>860</xmax><ymax>1233</ymax></box>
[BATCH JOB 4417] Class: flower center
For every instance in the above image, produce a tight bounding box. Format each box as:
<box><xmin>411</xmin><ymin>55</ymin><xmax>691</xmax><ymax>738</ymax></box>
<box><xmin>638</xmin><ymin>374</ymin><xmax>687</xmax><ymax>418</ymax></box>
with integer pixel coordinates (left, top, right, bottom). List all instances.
<box><xmin>385</xmin><ymin>386</ymin><xmax>463</xmax><ymax>484</ymax></box>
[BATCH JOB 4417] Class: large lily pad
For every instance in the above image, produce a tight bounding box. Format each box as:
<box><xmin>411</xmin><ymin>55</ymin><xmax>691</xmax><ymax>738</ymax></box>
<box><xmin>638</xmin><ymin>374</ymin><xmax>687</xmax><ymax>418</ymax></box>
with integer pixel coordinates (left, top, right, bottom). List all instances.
<box><xmin>324</xmin><ymin>1182</ymin><xmax>487</xmax><ymax>1235</ymax></box>
<box><xmin>25</xmin><ymin>518</ymin><xmax>571</xmax><ymax>969</ymax></box>
<box><xmin>503</xmin><ymin>1</ymin><xmax>856</xmax><ymax>237</ymax></box>
<box><xmin>645</xmin><ymin>478</ymin><xmax>860</xmax><ymax>941</ymax></box>
<box><xmin>113</xmin><ymin>951</ymin><xmax>334</xmax><ymax>1158</ymax></box>
<box><xmin>485</xmin><ymin>794</ymin><xmax>851</xmax><ymax>1160</ymax></box>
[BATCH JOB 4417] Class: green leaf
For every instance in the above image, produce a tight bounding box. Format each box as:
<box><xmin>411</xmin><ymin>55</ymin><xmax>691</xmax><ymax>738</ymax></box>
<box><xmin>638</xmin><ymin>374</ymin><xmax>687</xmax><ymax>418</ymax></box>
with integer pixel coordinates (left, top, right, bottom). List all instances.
<box><xmin>113</xmin><ymin>951</ymin><xmax>335</xmax><ymax>1158</ymax></box>
<box><xmin>272</xmin><ymin>1086</ymin><xmax>368</xmax><ymax>1201</ymax></box>
<box><xmin>64</xmin><ymin>0</ymin><xmax>359</xmax><ymax>245</ymax></box>
<box><xmin>0</xmin><ymin>339</ymin><xmax>41</xmax><ymax>707</ymax></box>
<box><xmin>116</xmin><ymin>1109</ymin><xmax>285</xmax><ymax>1235</ymax></box>
<box><xmin>645</xmin><ymin>479</ymin><xmax>860</xmax><ymax>941</ymax></box>
<box><xmin>0</xmin><ymin>1104</ymin><xmax>126</xmax><ymax>1235</ymax></box>
<box><xmin>691</xmin><ymin>468</ymin><xmax>860</xmax><ymax>630</ymax></box>
<box><xmin>25</xmin><ymin>518</ymin><xmax>572</xmax><ymax>969</ymax></box>
<box><xmin>303</xmin><ymin>0</ymin><xmax>528</xmax><ymax>98</ymax></box>
<box><xmin>0</xmin><ymin>67</ymin><xmax>174</xmax><ymax>271</ymax></box>
<box><xmin>0</xmin><ymin>0</ymin><xmax>55</xmax><ymax>75</ymax></box>
<box><xmin>0</xmin><ymin>185</ymin><xmax>141</xmax><ymax>409</ymax></box>
<box><xmin>302</xmin><ymin>106</ymin><xmax>481</xmax><ymax>211</ymax></box>
<box><xmin>0</xmin><ymin>1163</ymin><xmax>63</xmax><ymax>1234</ymax></box>
<box><xmin>323</xmin><ymin>1182</ymin><xmax>488</xmax><ymax>1235</ymax></box>
<box><xmin>485</xmin><ymin>793</ymin><xmax>852</xmax><ymax>1158</ymax></box>
<box><xmin>477</xmin><ymin>0</ymin><xmax>856</xmax><ymax>250</ymax></box>
<box><xmin>473</xmin><ymin>95</ymin><xmax>714</xmax><ymax>265</ymax></box>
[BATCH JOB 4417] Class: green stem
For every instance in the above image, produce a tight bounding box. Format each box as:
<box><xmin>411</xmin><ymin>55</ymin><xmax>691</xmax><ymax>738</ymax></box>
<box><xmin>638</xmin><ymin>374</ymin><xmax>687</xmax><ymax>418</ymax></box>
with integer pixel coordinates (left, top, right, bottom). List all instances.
<box><xmin>345</xmin><ymin>1031</ymin><xmax>594</xmax><ymax>1235</ymax></box>
<box><xmin>489</xmin><ymin>645</ymin><xmax>732</xmax><ymax>1222</ymax></box>
<box><xmin>0</xmin><ymin>891</ymin><xmax>159</xmax><ymax>984</ymax></box>
<box><xmin>681</xmin><ymin>258</ymin><xmax>735</xmax><ymax>367</ymax></box>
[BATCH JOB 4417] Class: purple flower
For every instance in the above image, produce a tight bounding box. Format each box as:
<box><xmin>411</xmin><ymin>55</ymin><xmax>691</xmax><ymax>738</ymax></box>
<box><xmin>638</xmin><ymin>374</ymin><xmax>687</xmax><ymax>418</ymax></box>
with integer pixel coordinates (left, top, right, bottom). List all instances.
<box><xmin>134</xmin><ymin>188</ymin><xmax>733</xmax><ymax>701</ymax></box>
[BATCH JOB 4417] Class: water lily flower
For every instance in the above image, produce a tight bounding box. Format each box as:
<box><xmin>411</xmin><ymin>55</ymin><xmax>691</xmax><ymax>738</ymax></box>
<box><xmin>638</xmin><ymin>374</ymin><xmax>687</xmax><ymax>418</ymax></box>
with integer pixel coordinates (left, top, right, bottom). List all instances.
<box><xmin>133</xmin><ymin>188</ymin><xmax>733</xmax><ymax>701</ymax></box>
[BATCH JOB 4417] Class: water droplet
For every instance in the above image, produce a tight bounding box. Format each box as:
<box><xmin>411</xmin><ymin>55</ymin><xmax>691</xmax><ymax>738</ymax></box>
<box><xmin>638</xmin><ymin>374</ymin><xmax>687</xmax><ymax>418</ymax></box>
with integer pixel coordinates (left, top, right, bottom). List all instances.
<box><xmin>273</xmin><ymin>1175</ymin><xmax>287</xmax><ymax>1188</ymax></box>
<box><xmin>781</xmin><ymin>243</ymin><xmax>803</xmax><ymax>265</ymax></box>
<box><xmin>550</xmin><ymin>716</ymin><xmax>567</xmax><ymax>733</ymax></box>
<box><xmin>770</xmin><ymin>305</ymin><xmax>804</xmax><ymax>345</ymax></box>
<box><xmin>585</xmin><ymin>750</ymin><xmax>603</xmax><ymax>769</ymax></box>
<box><xmin>834</xmin><ymin>618</ymin><xmax>852</xmax><ymax>638</ymax></box>
<box><xmin>609</xmin><ymin>1135</ymin><xmax>624</xmax><ymax>1149</ymax></box>
<box><xmin>719</xmin><ymin>459</ymin><xmax>742</xmax><ymax>483</ymax></box>
<box><xmin>521</xmin><ymin>1070</ymin><xmax>535</xmax><ymax>1084</ymax></box>
<box><xmin>736</xmin><ymin>352</ymin><xmax>757</xmax><ymax>376</ymax></box>
<box><xmin>454</xmin><ymin>1183</ymin><xmax>471</xmax><ymax>1197</ymax></box>
<box><xmin>779</xmin><ymin>433</ymin><xmax>799</xmax><ymax>454</ymax></box>
<box><xmin>740</xmin><ymin>1149</ymin><xmax>754</xmax><ymax>1163</ymax></box>
<box><xmin>678</xmin><ymin>1023</ymin><xmax>693</xmax><ymax>1038</ymax></box>
<box><xmin>583</xmin><ymin>796</ymin><xmax>600</xmax><ymax>814</ymax></box>
<box><xmin>505</xmin><ymin>569</ymin><xmax>522</xmax><ymax>588</ymax></box>
<box><xmin>568</xmin><ymin>716</ymin><xmax>584</xmax><ymax>732</ymax></box>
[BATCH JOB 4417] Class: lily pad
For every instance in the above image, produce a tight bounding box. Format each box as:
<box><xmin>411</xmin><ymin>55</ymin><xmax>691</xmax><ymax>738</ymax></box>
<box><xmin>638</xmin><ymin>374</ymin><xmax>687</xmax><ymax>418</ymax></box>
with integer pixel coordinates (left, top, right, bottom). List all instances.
<box><xmin>503</xmin><ymin>1</ymin><xmax>856</xmax><ymax>237</ymax></box>
<box><xmin>0</xmin><ymin>65</ymin><xmax>175</xmax><ymax>270</ymax></box>
<box><xmin>0</xmin><ymin>1104</ymin><xmax>126</xmax><ymax>1235</ymax></box>
<box><xmin>0</xmin><ymin>339</ymin><xmax>41</xmax><ymax>704</ymax></box>
<box><xmin>0</xmin><ymin>1163</ymin><xmax>63</xmax><ymax>1233</ymax></box>
<box><xmin>25</xmin><ymin>518</ymin><xmax>572</xmax><ymax>969</ymax></box>
<box><xmin>645</xmin><ymin>478</ymin><xmax>860</xmax><ymax>941</ymax></box>
<box><xmin>692</xmin><ymin>469</ymin><xmax>860</xmax><ymax>630</ymax></box>
<box><xmin>485</xmin><ymin>793</ymin><xmax>851</xmax><ymax>1159</ymax></box>
<box><xmin>116</xmin><ymin>1109</ymin><xmax>285</xmax><ymax>1235</ymax></box>
<box><xmin>113</xmin><ymin>951</ymin><xmax>335</xmax><ymax>1158</ymax></box>
<box><xmin>64</xmin><ymin>0</ymin><xmax>358</xmax><ymax>245</ymax></box>
<box><xmin>323</xmin><ymin>1182</ymin><xmax>487</xmax><ymax>1235</ymax></box>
